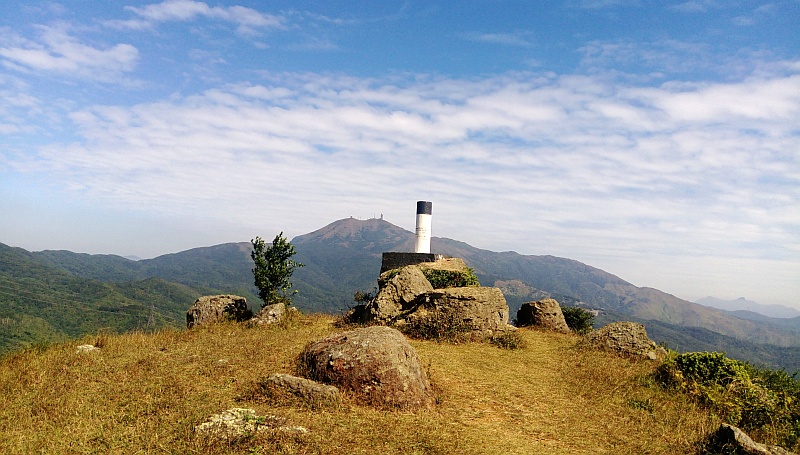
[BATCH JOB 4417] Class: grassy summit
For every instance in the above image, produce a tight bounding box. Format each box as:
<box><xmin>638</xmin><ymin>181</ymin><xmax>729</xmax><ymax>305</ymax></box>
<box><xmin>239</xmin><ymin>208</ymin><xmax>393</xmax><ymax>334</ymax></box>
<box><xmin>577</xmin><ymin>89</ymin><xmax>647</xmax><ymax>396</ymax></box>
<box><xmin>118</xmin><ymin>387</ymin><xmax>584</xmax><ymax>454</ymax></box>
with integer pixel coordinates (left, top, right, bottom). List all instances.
<box><xmin>0</xmin><ymin>314</ymin><xmax>716</xmax><ymax>454</ymax></box>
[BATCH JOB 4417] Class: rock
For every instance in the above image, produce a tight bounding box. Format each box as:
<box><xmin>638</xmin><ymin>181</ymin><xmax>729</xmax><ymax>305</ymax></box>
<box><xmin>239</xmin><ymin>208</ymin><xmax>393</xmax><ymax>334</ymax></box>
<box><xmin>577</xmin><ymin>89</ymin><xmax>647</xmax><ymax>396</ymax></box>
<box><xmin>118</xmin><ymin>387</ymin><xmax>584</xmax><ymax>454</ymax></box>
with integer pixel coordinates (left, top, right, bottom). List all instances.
<box><xmin>250</xmin><ymin>302</ymin><xmax>287</xmax><ymax>326</ymax></box>
<box><xmin>194</xmin><ymin>408</ymin><xmax>307</xmax><ymax>442</ymax></box>
<box><xmin>704</xmin><ymin>423</ymin><xmax>795</xmax><ymax>454</ymax></box>
<box><xmin>363</xmin><ymin>258</ymin><xmax>476</xmax><ymax>323</ymax></box>
<box><xmin>516</xmin><ymin>298</ymin><xmax>570</xmax><ymax>333</ymax></box>
<box><xmin>417</xmin><ymin>257</ymin><xmax>470</xmax><ymax>274</ymax></box>
<box><xmin>366</xmin><ymin>266</ymin><xmax>433</xmax><ymax>323</ymax></box>
<box><xmin>76</xmin><ymin>344</ymin><xmax>99</xmax><ymax>353</ymax></box>
<box><xmin>353</xmin><ymin>258</ymin><xmax>511</xmax><ymax>341</ymax></box>
<box><xmin>582</xmin><ymin>321</ymin><xmax>665</xmax><ymax>359</ymax></box>
<box><xmin>186</xmin><ymin>295</ymin><xmax>252</xmax><ymax>328</ymax></box>
<box><xmin>258</xmin><ymin>373</ymin><xmax>340</xmax><ymax>408</ymax></box>
<box><xmin>298</xmin><ymin>326</ymin><xmax>434</xmax><ymax>410</ymax></box>
<box><xmin>409</xmin><ymin>286</ymin><xmax>510</xmax><ymax>333</ymax></box>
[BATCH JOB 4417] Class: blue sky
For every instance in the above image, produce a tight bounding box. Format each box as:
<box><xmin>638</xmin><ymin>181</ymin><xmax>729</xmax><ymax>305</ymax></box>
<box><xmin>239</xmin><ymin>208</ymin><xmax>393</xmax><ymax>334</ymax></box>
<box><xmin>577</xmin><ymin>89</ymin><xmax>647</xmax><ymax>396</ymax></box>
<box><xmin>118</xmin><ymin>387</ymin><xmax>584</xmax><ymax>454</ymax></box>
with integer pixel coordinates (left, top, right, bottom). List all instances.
<box><xmin>0</xmin><ymin>1</ymin><xmax>798</xmax><ymax>308</ymax></box>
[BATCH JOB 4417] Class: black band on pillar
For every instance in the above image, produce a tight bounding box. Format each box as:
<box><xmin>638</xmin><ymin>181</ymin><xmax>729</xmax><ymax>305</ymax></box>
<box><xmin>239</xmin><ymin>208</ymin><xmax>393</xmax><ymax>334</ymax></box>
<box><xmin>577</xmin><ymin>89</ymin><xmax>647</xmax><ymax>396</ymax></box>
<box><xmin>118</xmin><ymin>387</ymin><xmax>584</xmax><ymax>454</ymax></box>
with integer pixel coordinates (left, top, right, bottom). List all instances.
<box><xmin>416</xmin><ymin>201</ymin><xmax>432</xmax><ymax>215</ymax></box>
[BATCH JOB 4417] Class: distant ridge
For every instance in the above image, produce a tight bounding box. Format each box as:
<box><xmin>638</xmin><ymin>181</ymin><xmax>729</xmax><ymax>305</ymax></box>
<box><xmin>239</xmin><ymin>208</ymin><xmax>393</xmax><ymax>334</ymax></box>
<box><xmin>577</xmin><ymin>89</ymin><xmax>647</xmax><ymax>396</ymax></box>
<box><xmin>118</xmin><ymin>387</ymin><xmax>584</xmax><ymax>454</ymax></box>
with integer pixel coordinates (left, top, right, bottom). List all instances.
<box><xmin>696</xmin><ymin>296</ymin><xmax>800</xmax><ymax>319</ymax></box>
<box><xmin>291</xmin><ymin>219</ymin><xmax>800</xmax><ymax>354</ymax></box>
<box><xmin>4</xmin><ymin>217</ymin><xmax>800</xmax><ymax>371</ymax></box>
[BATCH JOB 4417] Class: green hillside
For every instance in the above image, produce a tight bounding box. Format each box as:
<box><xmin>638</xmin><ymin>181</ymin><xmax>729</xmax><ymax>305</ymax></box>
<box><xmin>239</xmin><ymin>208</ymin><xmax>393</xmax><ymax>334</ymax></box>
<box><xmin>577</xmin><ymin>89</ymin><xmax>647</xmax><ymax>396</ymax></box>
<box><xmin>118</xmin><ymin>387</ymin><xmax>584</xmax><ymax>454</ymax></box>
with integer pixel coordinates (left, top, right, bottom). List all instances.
<box><xmin>0</xmin><ymin>243</ymin><xmax>196</xmax><ymax>355</ymax></box>
<box><xmin>34</xmin><ymin>243</ymin><xmax>260</xmax><ymax>303</ymax></box>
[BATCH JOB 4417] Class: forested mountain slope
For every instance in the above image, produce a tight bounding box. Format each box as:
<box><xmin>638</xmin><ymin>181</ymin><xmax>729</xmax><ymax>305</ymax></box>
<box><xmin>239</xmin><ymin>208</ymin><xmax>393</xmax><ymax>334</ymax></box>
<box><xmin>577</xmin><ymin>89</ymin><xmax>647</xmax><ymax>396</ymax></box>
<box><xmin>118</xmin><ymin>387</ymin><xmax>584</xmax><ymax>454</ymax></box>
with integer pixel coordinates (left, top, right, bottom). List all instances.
<box><xmin>0</xmin><ymin>243</ymin><xmax>195</xmax><ymax>354</ymax></box>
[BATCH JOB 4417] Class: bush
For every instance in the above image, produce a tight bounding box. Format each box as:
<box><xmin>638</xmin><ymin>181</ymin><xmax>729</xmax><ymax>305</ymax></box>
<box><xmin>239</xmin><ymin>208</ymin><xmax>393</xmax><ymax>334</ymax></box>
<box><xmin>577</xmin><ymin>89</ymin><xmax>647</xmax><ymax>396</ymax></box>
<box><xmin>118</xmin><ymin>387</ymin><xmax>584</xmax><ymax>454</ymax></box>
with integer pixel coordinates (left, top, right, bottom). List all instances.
<box><xmin>421</xmin><ymin>268</ymin><xmax>480</xmax><ymax>289</ymax></box>
<box><xmin>673</xmin><ymin>351</ymin><xmax>750</xmax><ymax>386</ymax></box>
<box><xmin>561</xmin><ymin>306</ymin><xmax>595</xmax><ymax>334</ymax></box>
<box><xmin>401</xmin><ymin>311</ymin><xmax>473</xmax><ymax>343</ymax></box>
<box><xmin>655</xmin><ymin>351</ymin><xmax>800</xmax><ymax>450</ymax></box>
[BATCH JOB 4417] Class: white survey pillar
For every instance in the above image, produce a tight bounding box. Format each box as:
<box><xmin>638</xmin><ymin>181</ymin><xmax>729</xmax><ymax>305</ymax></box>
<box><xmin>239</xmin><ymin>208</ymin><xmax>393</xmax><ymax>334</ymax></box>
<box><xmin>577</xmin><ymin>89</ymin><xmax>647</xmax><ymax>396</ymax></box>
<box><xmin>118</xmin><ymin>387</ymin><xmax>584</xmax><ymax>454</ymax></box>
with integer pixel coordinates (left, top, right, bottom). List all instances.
<box><xmin>414</xmin><ymin>201</ymin><xmax>432</xmax><ymax>253</ymax></box>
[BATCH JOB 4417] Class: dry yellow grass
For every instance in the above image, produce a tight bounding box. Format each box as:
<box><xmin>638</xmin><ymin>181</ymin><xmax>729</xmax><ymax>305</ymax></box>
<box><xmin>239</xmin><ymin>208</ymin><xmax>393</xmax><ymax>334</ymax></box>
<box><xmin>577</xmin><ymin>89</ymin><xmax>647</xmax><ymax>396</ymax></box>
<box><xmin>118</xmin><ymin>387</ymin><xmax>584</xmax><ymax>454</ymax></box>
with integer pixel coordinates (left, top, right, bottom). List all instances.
<box><xmin>0</xmin><ymin>314</ymin><xmax>716</xmax><ymax>454</ymax></box>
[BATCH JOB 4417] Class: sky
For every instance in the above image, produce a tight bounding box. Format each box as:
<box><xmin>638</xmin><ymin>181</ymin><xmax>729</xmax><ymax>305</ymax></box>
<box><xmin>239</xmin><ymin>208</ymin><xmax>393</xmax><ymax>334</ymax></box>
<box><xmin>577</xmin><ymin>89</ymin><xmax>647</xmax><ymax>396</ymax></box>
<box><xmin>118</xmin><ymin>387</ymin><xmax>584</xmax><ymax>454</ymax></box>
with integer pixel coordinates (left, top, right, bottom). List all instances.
<box><xmin>0</xmin><ymin>1</ymin><xmax>798</xmax><ymax>308</ymax></box>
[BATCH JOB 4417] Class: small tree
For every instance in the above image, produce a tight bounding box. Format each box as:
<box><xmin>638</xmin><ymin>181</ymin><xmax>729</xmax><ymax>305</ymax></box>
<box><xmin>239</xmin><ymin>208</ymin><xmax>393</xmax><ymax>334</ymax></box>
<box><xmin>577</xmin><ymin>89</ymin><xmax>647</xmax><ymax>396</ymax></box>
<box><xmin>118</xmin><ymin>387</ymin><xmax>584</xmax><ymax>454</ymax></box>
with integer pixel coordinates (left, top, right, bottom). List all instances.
<box><xmin>561</xmin><ymin>306</ymin><xmax>595</xmax><ymax>334</ymax></box>
<box><xmin>251</xmin><ymin>232</ymin><xmax>304</xmax><ymax>308</ymax></box>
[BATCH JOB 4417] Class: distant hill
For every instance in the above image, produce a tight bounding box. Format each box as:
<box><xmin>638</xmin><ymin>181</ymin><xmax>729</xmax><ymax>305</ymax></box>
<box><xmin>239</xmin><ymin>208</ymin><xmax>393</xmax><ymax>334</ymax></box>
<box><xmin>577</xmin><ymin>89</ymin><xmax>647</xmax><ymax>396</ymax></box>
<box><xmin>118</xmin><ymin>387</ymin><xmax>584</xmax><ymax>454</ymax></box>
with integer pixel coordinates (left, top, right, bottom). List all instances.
<box><xmin>696</xmin><ymin>296</ymin><xmax>800</xmax><ymax>319</ymax></box>
<box><xmin>0</xmin><ymin>243</ymin><xmax>197</xmax><ymax>354</ymax></box>
<box><xmin>33</xmin><ymin>243</ymin><xmax>260</xmax><ymax>302</ymax></box>
<box><xmin>4</xmin><ymin>217</ymin><xmax>800</xmax><ymax>371</ymax></box>
<box><xmin>290</xmin><ymin>219</ymin><xmax>800</xmax><ymax>348</ymax></box>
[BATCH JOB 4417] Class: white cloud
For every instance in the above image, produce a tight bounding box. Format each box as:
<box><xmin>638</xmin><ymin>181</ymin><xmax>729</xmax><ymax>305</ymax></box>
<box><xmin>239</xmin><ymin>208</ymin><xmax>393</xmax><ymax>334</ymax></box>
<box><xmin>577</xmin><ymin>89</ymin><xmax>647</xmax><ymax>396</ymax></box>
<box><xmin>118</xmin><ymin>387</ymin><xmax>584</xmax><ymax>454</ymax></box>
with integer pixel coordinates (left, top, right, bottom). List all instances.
<box><xmin>652</xmin><ymin>75</ymin><xmax>800</xmax><ymax>124</ymax></box>
<box><xmin>109</xmin><ymin>0</ymin><xmax>284</xmax><ymax>35</ymax></box>
<box><xmin>287</xmin><ymin>38</ymin><xmax>340</xmax><ymax>52</ymax></box>
<box><xmin>669</xmin><ymin>1</ymin><xmax>719</xmax><ymax>13</ymax></box>
<box><xmin>0</xmin><ymin>24</ymin><xmax>139</xmax><ymax>83</ymax></box>
<box><xmin>461</xmin><ymin>32</ymin><xmax>535</xmax><ymax>48</ymax></box>
<box><xmin>8</xmin><ymin>62</ymin><xmax>800</xmax><ymax>305</ymax></box>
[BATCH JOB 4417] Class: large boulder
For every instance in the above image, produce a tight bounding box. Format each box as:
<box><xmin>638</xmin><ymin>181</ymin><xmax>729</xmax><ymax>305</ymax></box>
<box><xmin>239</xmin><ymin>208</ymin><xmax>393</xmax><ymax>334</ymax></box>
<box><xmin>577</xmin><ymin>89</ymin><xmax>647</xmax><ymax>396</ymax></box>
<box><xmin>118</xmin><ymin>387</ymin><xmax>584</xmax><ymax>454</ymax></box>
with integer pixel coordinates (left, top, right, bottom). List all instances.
<box><xmin>516</xmin><ymin>298</ymin><xmax>570</xmax><ymax>333</ymax></box>
<box><xmin>186</xmin><ymin>295</ymin><xmax>252</xmax><ymax>328</ymax></box>
<box><xmin>704</xmin><ymin>424</ymin><xmax>795</xmax><ymax>455</ymax></box>
<box><xmin>582</xmin><ymin>321</ymin><xmax>665</xmax><ymax>360</ymax></box>
<box><xmin>363</xmin><ymin>259</ymin><xmax>474</xmax><ymax>323</ymax></box>
<box><xmin>298</xmin><ymin>326</ymin><xmax>434</xmax><ymax>410</ymax></box>
<box><xmin>408</xmin><ymin>287</ymin><xmax>510</xmax><ymax>333</ymax></box>
<box><xmin>366</xmin><ymin>266</ymin><xmax>433</xmax><ymax>323</ymax></box>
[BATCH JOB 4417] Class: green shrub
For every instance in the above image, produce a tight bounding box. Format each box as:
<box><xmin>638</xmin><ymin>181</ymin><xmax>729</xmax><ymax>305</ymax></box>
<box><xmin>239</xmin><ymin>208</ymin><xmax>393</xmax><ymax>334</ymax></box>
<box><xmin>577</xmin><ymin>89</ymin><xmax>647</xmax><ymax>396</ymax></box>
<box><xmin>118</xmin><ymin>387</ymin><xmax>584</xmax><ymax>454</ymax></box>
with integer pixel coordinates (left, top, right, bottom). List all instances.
<box><xmin>560</xmin><ymin>306</ymin><xmax>595</xmax><ymax>334</ymax></box>
<box><xmin>421</xmin><ymin>268</ymin><xmax>480</xmax><ymax>289</ymax></box>
<box><xmin>655</xmin><ymin>351</ymin><xmax>800</xmax><ymax>450</ymax></box>
<box><xmin>401</xmin><ymin>311</ymin><xmax>473</xmax><ymax>343</ymax></box>
<box><xmin>674</xmin><ymin>352</ymin><xmax>751</xmax><ymax>386</ymax></box>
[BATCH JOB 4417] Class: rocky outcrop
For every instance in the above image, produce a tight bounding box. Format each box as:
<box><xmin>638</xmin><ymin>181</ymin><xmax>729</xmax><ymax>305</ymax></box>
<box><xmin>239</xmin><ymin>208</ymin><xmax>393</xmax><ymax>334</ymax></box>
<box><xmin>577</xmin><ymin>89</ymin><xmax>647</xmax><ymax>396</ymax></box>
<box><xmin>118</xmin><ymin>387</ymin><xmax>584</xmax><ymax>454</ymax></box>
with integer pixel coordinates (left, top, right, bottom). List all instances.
<box><xmin>704</xmin><ymin>424</ymin><xmax>795</xmax><ymax>455</ymax></box>
<box><xmin>186</xmin><ymin>295</ymin><xmax>252</xmax><ymax>328</ymax></box>
<box><xmin>407</xmin><ymin>286</ymin><xmax>510</xmax><ymax>333</ymax></box>
<box><xmin>257</xmin><ymin>373</ymin><xmax>340</xmax><ymax>408</ymax></box>
<box><xmin>582</xmin><ymin>321</ymin><xmax>666</xmax><ymax>360</ymax></box>
<box><xmin>250</xmin><ymin>302</ymin><xmax>288</xmax><ymax>326</ymax></box>
<box><xmin>298</xmin><ymin>326</ymin><xmax>434</xmax><ymax>410</ymax></box>
<box><xmin>351</xmin><ymin>258</ymin><xmax>511</xmax><ymax>339</ymax></box>
<box><xmin>367</xmin><ymin>266</ymin><xmax>433</xmax><ymax>323</ymax></box>
<box><xmin>516</xmin><ymin>298</ymin><xmax>570</xmax><ymax>333</ymax></box>
<box><xmin>194</xmin><ymin>408</ymin><xmax>307</xmax><ymax>442</ymax></box>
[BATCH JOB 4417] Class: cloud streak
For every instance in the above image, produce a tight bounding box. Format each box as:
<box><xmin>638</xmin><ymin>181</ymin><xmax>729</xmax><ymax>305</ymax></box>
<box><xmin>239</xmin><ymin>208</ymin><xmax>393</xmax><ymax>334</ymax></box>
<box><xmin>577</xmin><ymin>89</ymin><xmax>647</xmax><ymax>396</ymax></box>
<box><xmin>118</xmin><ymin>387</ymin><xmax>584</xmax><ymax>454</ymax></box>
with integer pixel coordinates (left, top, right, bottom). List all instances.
<box><xmin>0</xmin><ymin>24</ymin><xmax>138</xmax><ymax>83</ymax></box>
<box><xmin>109</xmin><ymin>0</ymin><xmax>284</xmax><ymax>35</ymax></box>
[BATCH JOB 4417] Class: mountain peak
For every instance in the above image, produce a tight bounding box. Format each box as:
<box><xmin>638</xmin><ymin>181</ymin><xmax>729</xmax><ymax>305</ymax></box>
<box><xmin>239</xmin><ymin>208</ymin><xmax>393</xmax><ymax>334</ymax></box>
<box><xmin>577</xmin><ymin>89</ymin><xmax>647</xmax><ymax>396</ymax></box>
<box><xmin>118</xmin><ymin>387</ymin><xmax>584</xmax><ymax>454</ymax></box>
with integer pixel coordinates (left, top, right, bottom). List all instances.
<box><xmin>292</xmin><ymin>217</ymin><xmax>410</xmax><ymax>244</ymax></box>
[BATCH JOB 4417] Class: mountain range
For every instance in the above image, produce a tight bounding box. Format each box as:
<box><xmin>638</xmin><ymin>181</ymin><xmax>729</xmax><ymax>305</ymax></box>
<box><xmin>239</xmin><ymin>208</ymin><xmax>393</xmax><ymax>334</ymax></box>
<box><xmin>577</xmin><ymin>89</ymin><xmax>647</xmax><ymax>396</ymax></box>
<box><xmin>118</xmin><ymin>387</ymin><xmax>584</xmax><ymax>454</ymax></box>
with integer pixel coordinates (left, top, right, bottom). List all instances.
<box><xmin>1</xmin><ymin>217</ymin><xmax>799</xmax><ymax>372</ymax></box>
<box><xmin>696</xmin><ymin>296</ymin><xmax>800</xmax><ymax>319</ymax></box>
